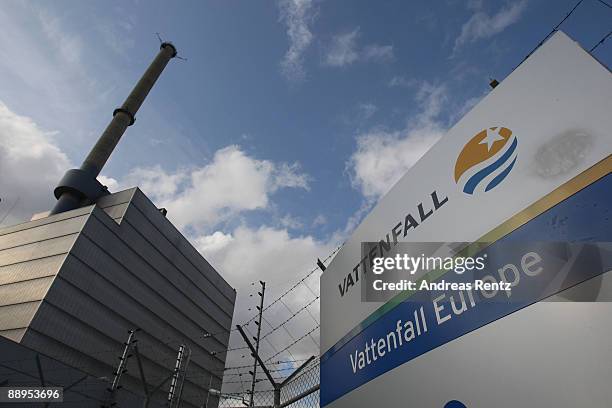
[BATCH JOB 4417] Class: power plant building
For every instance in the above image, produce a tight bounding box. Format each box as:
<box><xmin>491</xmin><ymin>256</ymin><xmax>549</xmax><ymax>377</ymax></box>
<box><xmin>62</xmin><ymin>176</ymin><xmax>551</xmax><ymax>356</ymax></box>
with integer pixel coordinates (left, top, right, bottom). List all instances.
<box><xmin>0</xmin><ymin>188</ymin><xmax>236</xmax><ymax>407</ymax></box>
<box><xmin>0</xmin><ymin>42</ymin><xmax>236</xmax><ymax>408</ymax></box>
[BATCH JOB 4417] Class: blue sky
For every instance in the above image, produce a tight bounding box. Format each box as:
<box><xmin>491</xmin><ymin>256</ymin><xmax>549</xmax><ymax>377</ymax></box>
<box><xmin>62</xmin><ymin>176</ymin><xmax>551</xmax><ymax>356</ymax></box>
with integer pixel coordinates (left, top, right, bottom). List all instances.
<box><xmin>0</xmin><ymin>0</ymin><xmax>610</xmax><ymax>372</ymax></box>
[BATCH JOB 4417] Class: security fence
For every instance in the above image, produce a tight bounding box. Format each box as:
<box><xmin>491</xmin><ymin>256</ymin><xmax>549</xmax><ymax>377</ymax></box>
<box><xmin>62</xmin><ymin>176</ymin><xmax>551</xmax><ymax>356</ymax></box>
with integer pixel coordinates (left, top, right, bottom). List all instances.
<box><xmin>217</xmin><ymin>357</ymin><xmax>320</xmax><ymax>408</ymax></box>
<box><xmin>279</xmin><ymin>357</ymin><xmax>319</xmax><ymax>408</ymax></box>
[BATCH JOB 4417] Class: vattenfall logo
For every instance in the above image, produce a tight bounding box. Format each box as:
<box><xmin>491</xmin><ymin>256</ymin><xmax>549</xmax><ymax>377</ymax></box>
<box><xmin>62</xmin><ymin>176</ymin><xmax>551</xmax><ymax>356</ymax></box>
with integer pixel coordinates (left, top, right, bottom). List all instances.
<box><xmin>454</xmin><ymin>126</ymin><xmax>518</xmax><ymax>194</ymax></box>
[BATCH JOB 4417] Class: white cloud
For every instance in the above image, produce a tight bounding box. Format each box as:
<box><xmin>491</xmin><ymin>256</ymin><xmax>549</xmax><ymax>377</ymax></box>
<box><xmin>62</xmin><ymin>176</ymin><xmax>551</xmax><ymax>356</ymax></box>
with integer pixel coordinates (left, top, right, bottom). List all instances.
<box><xmin>324</xmin><ymin>28</ymin><xmax>394</xmax><ymax>67</ymax></box>
<box><xmin>0</xmin><ymin>101</ymin><xmax>71</xmax><ymax>225</ymax></box>
<box><xmin>347</xmin><ymin>82</ymin><xmax>447</xmax><ymax>199</ymax></box>
<box><xmin>197</xmin><ymin>225</ymin><xmax>333</xmax><ymax>372</ymax></box>
<box><xmin>312</xmin><ymin>214</ymin><xmax>327</xmax><ymax>227</ymax></box>
<box><xmin>112</xmin><ymin>145</ymin><xmax>310</xmax><ymax>231</ymax></box>
<box><xmin>279</xmin><ymin>0</ymin><xmax>316</xmax><ymax>82</ymax></box>
<box><xmin>97</xmin><ymin>175</ymin><xmax>119</xmax><ymax>191</ymax></box>
<box><xmin>273</xmin><ymin>162</ymin><xmax>311</xmax><ymax>191</ymax></box>
<box><xmin>200</xmin><ymin>226</ymin><xmax>332</xmax><ymax>287</ymax></box>
<box><xmin>279</xmin><ymin>214</ymin><xmax>304</xmax><ymax>230</ymax></box>
<box><xmin>194</xmin><ymin>230</ymin><xmax>234</xmax><ymax>254</ymax></box>
<box><xmin>454</xmin><ymin>0</ymin><xmax>528</xmax><ymax>52</ymax></box>
<box><xmin>120</xmin><ymin>165</ymin><xmax>186</xmax><ymax>202</ymax></box>
<box><xmin>358</xmin><ymin>102</ymin><xmax>378</xmax><ymax>120</ymax></box>
<box><xmin>349</xmin><ymin>126</ymin><xmax>444</xmax><ymax>199</ymax></box>
<box><xmin>323</xmin><ymin>29</ymin><xmax>360</xmax><ymax>67</ymax></box>
<box><xmin>362</xmin><ymin>44</ymin><xmax>395</xmax><ymax>63</ymax></box>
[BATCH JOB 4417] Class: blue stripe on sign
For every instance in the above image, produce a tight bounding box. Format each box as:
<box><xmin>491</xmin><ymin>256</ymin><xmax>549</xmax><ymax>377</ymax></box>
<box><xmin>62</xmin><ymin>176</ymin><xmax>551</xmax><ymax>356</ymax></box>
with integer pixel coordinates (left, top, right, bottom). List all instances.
<box><xmin>320</xmin><ymin>173</ymin><xmax>612</xmax><ymax>406</ymax></box>
<box><xmin>463</xmin><ymin>137</ymin><xmax>517</xmax><ymax>194</ymax></box>
<box><xmin>485</xmin><ymin>155</ymin><xmax>517</xmax><ymax>192</ymax></box>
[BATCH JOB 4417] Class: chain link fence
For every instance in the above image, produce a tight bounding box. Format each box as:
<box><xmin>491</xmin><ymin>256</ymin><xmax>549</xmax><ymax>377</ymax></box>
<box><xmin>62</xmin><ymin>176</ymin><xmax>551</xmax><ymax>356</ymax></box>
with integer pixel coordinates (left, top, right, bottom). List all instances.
<box><xmin>218</xmin><ymin>357</ymin><xmax>319</xmax><ymax>408</ymax></box>
<box><xmin>279</xmin><ymin>357</ymin><xmax>319</xmax><ymax>408</ymax></box>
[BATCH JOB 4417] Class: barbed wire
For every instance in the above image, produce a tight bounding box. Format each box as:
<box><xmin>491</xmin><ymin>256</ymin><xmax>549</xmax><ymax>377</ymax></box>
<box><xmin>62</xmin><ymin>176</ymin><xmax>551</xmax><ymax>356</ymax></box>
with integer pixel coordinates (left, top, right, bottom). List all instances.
<box><xmin>260</xmin><ymin>296</ymin><xmax>319</xmax><ymax>340</ymax></box>
<box><xmin>590</xmin><ymin>29</ymin><xmax>612</xmax><ymax>52</ymax></box>
<box><xmin>264</xmin><ymin>325</ymin><xmax>320</xmax><ymax>363</ymax></box>
<box><xmin>242</xmin><ymin>244</ymin><xmax>342</xmax><ymax>326</ymax></box>
<box><xmin>221</xmin><ymin>357</ymin><xmax>313</xmax><ymax>371</ymax></box>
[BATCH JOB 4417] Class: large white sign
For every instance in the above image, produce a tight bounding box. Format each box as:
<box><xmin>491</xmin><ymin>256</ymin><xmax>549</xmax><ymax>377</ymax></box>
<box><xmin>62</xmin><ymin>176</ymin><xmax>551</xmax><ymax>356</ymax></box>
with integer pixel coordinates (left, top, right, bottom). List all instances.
<box><xmin>320</xmin><ymin>31</ymin><xmax>612</xmax><ymax>407</ymax></box>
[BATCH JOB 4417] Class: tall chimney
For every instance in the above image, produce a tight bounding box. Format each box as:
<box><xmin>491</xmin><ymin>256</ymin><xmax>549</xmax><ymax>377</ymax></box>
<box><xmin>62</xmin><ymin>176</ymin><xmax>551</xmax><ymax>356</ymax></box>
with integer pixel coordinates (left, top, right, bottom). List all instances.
<box><xmin>50</xmin><ymin>42</ymin><xmax>177</xmax><ymax>215</ymax></box>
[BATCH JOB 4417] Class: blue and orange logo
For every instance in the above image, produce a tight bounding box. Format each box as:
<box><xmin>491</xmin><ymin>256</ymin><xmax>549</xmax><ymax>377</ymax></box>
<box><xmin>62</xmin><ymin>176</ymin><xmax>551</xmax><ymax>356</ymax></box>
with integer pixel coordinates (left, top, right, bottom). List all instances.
<box><xmin>454</xmin><ymin>126</ymin><xmax>518</xmax><ymax>194</ymax></box>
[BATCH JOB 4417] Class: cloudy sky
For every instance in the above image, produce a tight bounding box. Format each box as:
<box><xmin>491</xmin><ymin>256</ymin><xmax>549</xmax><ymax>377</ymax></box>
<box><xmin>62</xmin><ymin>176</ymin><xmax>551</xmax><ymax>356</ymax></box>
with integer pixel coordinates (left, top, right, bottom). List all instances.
<box><xmin>0</xmin><ymin>0</ymin><xmax>610</xmax><ymax>382</ymax></box>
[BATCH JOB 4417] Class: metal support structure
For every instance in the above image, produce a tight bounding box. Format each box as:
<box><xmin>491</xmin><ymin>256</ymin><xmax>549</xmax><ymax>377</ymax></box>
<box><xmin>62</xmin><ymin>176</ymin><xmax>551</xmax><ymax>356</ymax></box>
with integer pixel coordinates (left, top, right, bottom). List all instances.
<box><xmin>278</xmin><ymin>356</ymin><xmax>315</xmax><ymax>388</ymax></box>
<box><xmin>144</xmin><ymin>375</ymin><xmax>173</xmax><ymax>408</ymax></box>
<box><xmin>203</xmin><ymin>375</ymin><xmax>214</xmax><ymax>408</ymax></box>
<box><xmin>50</xmin><ymin>42</ymin><xmax>177</xmax><ymax>215</ymax></box>
<box><xmin>236</xmin><ymin>325</ymin><xmax>276</xmax><ymax>387</ymax></box>
<box><xmin>134</xmin><ymin>346</ymin><xmax>149</xmax><ymax>398</ymax></box>
<box><xmin>105</xmin><ymin>329</ymin><xmax>138</xmax><ymax>407</ymax></box>
<box><xmin>167</xmin><ymin>344</ymin><xmax>191</xmax><ymax>408</ymax></box>
<box><xmin>278</xmin><ymin>384</ymin><xmax>320</xmax><ymax>408</ymax></box>
<box><xmin>134</xmin><ymin>344</ymin><xmax>168</xmax><ymax>408</ymax></box>
<box><xmin>248</xmin><ymin>281</ymin><xmax>265</xmax><ymax>407</ymax></box>
<box><xmin>236</xmin><ymin>324</ymin><xmax>316</xmax><ymax>408</ymax></box>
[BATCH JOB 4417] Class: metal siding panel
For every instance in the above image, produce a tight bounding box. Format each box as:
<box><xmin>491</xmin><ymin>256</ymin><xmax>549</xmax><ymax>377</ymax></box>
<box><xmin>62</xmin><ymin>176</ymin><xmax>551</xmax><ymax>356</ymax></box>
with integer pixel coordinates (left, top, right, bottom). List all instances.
<box><xmin>0</xmin><ymin>335</ymin><xmax>166</xmax><ymax>408</ymax></box>
<box><xmin>121</xmin><ymin>203</ymin><xmax>235</xmax><ymax>314</ymax></box>
<box><xmin>0</xmin><ymin>205</ymin><xmax>92</xmax><ymax>237</ymax></box>
<box><xmin>19</xmin><ymin>327</ymin><xmax>166</xmax><ymax>406</ymax></box>
<box><xmin>26</xmin><ymin>302</ymin><xmax>125</xmax><ymax>371</ymax></box>
<box><xmin>131</xmin><ymin>188</ymin><xmax>236</xmax><ymax>302</ymax></box>
<box><xmin>0</xmin><ymin>234</ymin><xmax>77</xmax><ymax>266</ymax></box>
<box><xmin>26</xmin><ymin>303</ymin><xmax>205</xmax><ymax>408</ymax></box>
<box><xmin>0</xmin><ymin>254</ymin><xmax>65</xmax><ymax>285</ymax></box>
<box><xmin>99</xmin><ymin>202</ymin><xmax>130</xmax><ymax>221</ymax></box>
<box><xmin>56</xmin><ymin>255</ymin><xmax>227</xmax><ymax>373</ymax></box>
<box><xmin>97</xmin><ymin>207</ymin><xmax>233</xmax><ymax>321</ymax></box>
<box><xmin>0</xmin><ymin>189</ymin><xmax>232</xmax><ymax>408</ymax></box>
<box><xmin>68</xmin><ymin>234</ymin><xmax>232</xmax><ymax>352</ymax></box>
<box><xmin>0</xmin><ymin>301</ymin><xmax>40</xmax><ymax>331</ymax></box>
<box><xmin>0</xmin><ymin>214</ymin><xmax>88</xmax><ymax>251</ymax></box>
<box><xmin>76</xmin><ymin>216</ymin><xmax>232</xmax><ymax>331</ymax></box>
<box><xmin>0</xmin><ymin>276</ymin><xmax>55</xmax><ymax>306</ymax></box>
<box><xmin>94</xmin><ymin>187</ymin><xmax>136</xmax><ymax>209</ymax></box>
<box><xmin>0</xmin><ymin>327</ymin><xmax>26</xmax><ymax>342</ymax></box>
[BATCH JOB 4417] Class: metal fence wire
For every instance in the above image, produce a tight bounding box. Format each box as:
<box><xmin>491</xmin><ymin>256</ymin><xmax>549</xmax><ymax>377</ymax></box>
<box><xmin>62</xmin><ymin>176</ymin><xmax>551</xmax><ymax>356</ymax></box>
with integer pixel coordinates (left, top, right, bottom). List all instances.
<box><xmin>217</xmin><ymin>357</ymin><xmax>320</xmax><ymax>408</ymax></box>
<box><xmin>279</xmin><ymin>357</ymin><xmax>319</xmax><ymax>408</ymax></box>
<box><xmin>218</xmin><ymin>388</ymin><xmax>275</xmax><ymax>408</ymax></box>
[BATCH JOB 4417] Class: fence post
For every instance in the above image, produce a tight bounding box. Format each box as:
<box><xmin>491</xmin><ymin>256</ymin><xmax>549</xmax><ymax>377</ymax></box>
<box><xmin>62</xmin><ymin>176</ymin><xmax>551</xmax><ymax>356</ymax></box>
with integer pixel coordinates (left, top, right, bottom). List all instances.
<box><xmin>104</xmin><ymin>329</ymin><xmax>138</xmax><ymax>407</ymax></box>
<box><xmin>274</xmin><ymin>386</ymin><xmax>281</xmax><ymax>408</ymax></box>
<box><xmin>249</xmin><ymin>281</ymin><xmax>266</xmax><ymax>407</ymax></box>
<box><xmin>168</xmin><ymin>344</ymin><xmax>191</xmax><ymax>408</ymax></box>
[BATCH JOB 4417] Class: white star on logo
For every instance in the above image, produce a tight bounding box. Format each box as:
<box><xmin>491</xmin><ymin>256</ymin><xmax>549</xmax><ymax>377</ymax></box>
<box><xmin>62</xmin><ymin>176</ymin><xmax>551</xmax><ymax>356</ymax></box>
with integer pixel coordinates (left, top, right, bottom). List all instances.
<box><xmin>479</xmin><ymin>128</ymin><xmax>505</xmax><ymax>151</ymax></box>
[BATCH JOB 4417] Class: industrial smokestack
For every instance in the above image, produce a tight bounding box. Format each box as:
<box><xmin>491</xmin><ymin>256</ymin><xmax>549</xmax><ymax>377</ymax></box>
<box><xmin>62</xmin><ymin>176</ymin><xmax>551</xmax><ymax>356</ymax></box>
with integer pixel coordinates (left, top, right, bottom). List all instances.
<box><xmin>50</xmin><ymin>42</ymin><xmax>177</xmax><ymax>215</ymax></box>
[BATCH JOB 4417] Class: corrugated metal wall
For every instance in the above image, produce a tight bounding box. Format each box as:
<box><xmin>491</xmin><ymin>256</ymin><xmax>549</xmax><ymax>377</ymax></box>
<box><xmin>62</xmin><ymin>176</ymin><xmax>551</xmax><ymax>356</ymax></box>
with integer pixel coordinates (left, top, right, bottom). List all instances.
<box><xmin>0</xmin><ymin>188</ymin><xmax>236</xmax><ymax>408</ymax></box>
<box><xmin>0</xmin><ymin>334</ymin><xmax>165</xmax><ymax>407</ymax></box>
<box><xmin>0</xmin><ymin>206</ymin><xmax>90</xmax><ymax>342</ymax></box>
